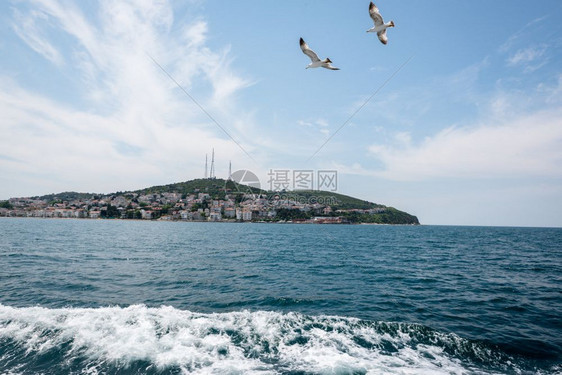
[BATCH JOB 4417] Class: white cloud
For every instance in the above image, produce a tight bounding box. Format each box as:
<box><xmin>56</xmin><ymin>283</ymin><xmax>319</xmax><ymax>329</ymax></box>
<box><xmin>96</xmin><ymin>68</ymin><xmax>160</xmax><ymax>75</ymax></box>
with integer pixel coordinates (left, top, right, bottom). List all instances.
<box><xmin>367</xmin><ymin>107</ymin><xmax>562</xmax><ymax>181</ymax></box>
<box><xmin>315</xmin><ymin>119</ymin><xmax>329</xmax><ymax>127</ymax></box>
<box><xmin>298</xmin><ymin>118</ymin><xmax>329</xmax><ymax>128</ymax></box>
<box><xmin>393</xmin><ymin>132</ymin><xmax>411</xmax><ymax>146</ymax></box>
<box><xmin>297</xmin><ymin>120</ymin><xmax>313</xmax><ymax>127</ymax></box>
<box><xmin>330</xmin><ymin>162</ymin><xmax>379</xmax><ymax>178</ymax></box>
<box><xmin>0</xmin><ymin>0</ymin><xmax>258</xmax><ymax>198</ymax></box>
<box><xmin>538</xmin><ymin>74</ymin><xmax>562</xmax><ymax>104</ymax></box>
<box><xmin>296</xmin><ymin>118</ymin><xmax>330</xmax><ymax>138</ymax></box>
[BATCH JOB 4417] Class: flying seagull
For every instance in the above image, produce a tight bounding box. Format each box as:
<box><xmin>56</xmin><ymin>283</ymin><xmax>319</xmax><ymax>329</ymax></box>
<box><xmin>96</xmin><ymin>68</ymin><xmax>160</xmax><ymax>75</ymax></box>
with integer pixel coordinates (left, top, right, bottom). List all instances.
<box><xmin>299</xmin><ymin>38</ymin><xmax>340</xmax><ymax>70</ymax></box>
<box><xmin>367</xmin><ymin>2</ymin><xmax>395</xmax><ymax>45</ymax></box>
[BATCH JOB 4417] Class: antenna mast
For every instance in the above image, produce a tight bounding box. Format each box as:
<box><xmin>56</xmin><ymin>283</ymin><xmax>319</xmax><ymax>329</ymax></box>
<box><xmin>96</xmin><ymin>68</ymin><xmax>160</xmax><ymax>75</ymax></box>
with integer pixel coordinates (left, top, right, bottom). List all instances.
<box><xmin>210</xmin><ymin>148</ymin><xmax>215</xmax><ymax>179</ymax></box>
<box><xmin>205</xmin><ymin>154</ymin><xmax>208</xmax><ymax>178</ymax></box>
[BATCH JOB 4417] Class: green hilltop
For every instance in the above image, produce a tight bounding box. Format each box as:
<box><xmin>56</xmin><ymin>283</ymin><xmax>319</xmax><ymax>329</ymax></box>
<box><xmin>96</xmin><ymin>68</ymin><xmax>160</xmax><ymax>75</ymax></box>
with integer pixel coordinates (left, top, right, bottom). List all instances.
<box><xmin>134</xmin><ymin>178</ymin><xmax>379</xmax><ymax>209</ymax></box>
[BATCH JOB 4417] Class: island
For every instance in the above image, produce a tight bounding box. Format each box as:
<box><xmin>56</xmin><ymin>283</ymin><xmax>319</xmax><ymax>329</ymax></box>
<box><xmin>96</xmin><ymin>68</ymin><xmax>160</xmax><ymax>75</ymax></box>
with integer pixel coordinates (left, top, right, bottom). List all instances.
<box><xmin>0</xmin><ymin>178</ymin><xmax>419</xmax><ymax>225</ymax></box>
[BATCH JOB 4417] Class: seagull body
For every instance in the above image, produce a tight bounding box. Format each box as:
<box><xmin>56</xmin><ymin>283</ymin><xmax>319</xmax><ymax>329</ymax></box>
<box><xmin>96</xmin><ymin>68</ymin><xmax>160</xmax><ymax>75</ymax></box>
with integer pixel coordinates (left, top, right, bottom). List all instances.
<box><xmin>367</xmin><ymin>2</ymin><xmax>394</xmax><ymax>45</ymax></box>
<box><xmin>299</xmin><ymin>38</ymin><xmax>340</xmax><ymax>70</ymax></box>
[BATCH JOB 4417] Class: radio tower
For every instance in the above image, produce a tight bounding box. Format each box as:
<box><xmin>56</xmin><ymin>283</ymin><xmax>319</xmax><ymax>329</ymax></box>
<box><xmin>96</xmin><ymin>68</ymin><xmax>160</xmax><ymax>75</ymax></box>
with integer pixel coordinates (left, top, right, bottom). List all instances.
<box><xmin>210</xmin><ymin>148</ymin><xmax>215</xmax><ymax>179</ymax></box>
<box><xmin>228</xmin><ymin>161</ymin><xmax>232</xmax><ymax>180</ymax></box>
<box><xmin>204</xmin><ymin>154</ymin><xmax>208</xmax><ymax>178</ymax></box>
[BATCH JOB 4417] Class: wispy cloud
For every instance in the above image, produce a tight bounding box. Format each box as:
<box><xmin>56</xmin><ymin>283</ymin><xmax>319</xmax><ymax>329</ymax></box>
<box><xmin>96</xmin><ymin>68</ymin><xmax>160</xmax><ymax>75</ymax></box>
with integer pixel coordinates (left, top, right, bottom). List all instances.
<box><xmin>507</xmin><ymin>44</ymin><xmax>548</xmax><ymax>72</ymax></box>
<box><xmin>499</xmin><ymin>16</ymin><xmax>549</xmax><ymax>53</ymax></box>
<box><xmin>0</xmin><ymin>0</ymin><xmax>258</xmax><ymax>197</ymax></box>
<box><xmin>342</xmin><ymin>57</ymin><xmax>489</xmax><ymax>132</ymax></box>
<box><xmin>499</xmin><ymin>15</ymin><xmax>551</xmax><ymax>73</ymax></box>
<box><xmin>12</xmin><ymin>8</ymin><xmax>64</xmax><ymax>66</ymax></box>
<box><xmin>507</xmin><ymin>45</ymin><xmax>546</xmax><ymax>65</ymax></box>
<box><xmin>297</xmin><ymin>118</ymin><xmax>330</xmax><ymax>136</ymax></box>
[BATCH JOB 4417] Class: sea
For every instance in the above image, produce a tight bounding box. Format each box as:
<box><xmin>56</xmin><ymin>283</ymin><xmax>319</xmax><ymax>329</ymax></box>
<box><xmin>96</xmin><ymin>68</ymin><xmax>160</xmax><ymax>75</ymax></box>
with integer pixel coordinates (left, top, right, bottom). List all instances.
<box><xmin>0</xmin><ymin>218</ymin><xmax>561</xmax><ymax>374</ymax></box>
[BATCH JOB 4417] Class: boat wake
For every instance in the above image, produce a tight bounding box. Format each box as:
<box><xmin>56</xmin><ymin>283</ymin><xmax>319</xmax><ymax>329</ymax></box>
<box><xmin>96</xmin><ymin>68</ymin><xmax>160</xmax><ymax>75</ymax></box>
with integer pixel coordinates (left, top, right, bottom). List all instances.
<box><xmin>0</xmin><ymin>304</ymin><xmax>548</xmax><ymax>374</ymax></box>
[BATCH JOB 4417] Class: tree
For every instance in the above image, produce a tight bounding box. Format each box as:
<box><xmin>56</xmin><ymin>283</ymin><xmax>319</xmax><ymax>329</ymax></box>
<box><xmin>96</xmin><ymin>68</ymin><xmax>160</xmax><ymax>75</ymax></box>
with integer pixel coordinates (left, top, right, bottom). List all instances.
<box><xmin>201</xmin><ymin>199</ymin><xmax>209</xmax><ymax>210</ymax></box>
<box><xmin>0</xmin><ymin>201</ymin><xmax>13</xmax><ymax>209</ymax></box>
<box><xmin>101</xmin><ymin>205</ymin><xmax>119</xmax><ymax>219</ymax></box>
<box><xmin>275</xmin><ymin>208</ymin><xmax>311</xmax><ymax>221</ymax></box>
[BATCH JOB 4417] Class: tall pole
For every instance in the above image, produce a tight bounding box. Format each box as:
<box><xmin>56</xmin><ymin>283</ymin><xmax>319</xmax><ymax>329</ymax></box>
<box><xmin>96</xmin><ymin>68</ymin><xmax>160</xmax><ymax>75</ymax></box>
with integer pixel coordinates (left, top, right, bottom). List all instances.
<box><xmin>205</xmin><ymin>154</ymin><xmax>208</xmax><ymax>178</ymax></box>
<box><xmin>210</xmin><ymin>148</ymin><xmax>215</xmax><ymax>179</ymax></box>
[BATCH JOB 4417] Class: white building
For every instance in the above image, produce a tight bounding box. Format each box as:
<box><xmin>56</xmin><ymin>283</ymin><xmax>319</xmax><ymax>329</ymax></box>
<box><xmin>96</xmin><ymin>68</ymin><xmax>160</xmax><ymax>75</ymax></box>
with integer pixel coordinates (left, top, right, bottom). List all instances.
<box><xmin>208</xmin><ymin>212</ymin><xmax>222</xmax><ymax>221</ymax></box>
<box><xmin>224</xmin><ymin>208</ymin><xmax>236</xmax><ymax>218</ymax></box>
<box><xmin>242</xmin><ymin>210</ymin><xmax>252</xmax><ymax>221</ymax></box>
<box><xmin>140</xmin><ymin>209</ymin><xmax>153</xmax><ymax>220</ymax></box>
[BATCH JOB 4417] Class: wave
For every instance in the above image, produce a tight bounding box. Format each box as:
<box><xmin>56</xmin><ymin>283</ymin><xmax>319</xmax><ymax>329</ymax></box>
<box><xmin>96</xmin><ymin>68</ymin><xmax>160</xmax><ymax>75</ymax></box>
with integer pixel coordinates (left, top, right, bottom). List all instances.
<box><xmin>0</xmin><ymin>304</ymin><xmax>543</xmax><ymax>374</ymax></box>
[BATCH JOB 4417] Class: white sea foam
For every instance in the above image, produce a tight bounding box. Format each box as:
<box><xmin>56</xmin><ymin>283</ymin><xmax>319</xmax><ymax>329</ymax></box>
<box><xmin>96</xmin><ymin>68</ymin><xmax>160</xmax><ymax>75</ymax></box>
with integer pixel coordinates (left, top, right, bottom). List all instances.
<box><xmin>0</xmin><ymin>304</ymin><xmax>512</xmax><ymax>374</ymax></box>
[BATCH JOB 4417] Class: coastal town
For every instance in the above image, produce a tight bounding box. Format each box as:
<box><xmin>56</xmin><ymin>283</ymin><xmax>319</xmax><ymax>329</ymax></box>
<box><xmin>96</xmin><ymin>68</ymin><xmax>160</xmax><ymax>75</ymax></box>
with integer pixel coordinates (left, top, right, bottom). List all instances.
<box><xmin>0</xmin><ymin>179</ymin><xmax>419</xmax><ymax>225</ymax></box>
<box><xmin>0</xmin><ymin>191</ymin><xmax>383</xmax><ymax>224</ymax></box>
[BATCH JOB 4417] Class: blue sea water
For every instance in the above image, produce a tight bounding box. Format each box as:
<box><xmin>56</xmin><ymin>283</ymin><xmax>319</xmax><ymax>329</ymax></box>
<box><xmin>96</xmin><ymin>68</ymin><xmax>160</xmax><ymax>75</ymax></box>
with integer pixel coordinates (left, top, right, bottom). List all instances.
<box><xmin>0</xmin><ymin>218</ymin><xmax>561</xmax><ymax>374</ymax></box>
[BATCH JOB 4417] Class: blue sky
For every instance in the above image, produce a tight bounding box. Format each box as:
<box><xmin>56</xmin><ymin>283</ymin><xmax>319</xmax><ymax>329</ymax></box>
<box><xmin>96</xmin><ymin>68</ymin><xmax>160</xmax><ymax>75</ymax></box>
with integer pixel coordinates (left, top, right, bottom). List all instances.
<box><xmin>1</xmin><ymin>0</ymin><xmax>562</xmax><ymax>227</ymax></box>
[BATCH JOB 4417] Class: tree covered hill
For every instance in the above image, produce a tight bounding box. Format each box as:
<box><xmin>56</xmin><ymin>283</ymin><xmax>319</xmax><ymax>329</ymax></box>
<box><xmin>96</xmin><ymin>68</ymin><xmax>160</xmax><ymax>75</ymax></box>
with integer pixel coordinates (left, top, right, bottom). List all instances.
<box><xmin>130</xmin><ymin>179</ymin><xmax>419</xmax><ymax>224</ymax></box>
<box><xmin>15</xmin><ymin>178</ymin><xmax>419</xmax><ymax>224</ymax></box>
<box><xmin>133</xmin><ymin>179</ymin><xmax>380</xmax><ymax>209</ymax></box>
<box><xmin>32</xmin><ymin>191</ymin><xmax>98</xmax><ymax>202</ymax></box>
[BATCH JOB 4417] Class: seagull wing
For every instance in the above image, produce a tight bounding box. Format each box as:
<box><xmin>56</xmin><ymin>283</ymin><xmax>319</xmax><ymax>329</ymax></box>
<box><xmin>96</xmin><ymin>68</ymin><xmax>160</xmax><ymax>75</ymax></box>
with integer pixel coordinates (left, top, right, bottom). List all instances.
<box><xmin>322</xmin><ymin>58</ymin><xmax>340</xmax><ymax>70</ymax></box>
<box><xmin>369</xmin><ymin>2</ymin><xmax>384</xmax><ymax>27</ymax></box>
<box><xmin>300</xmin><ymin>38</ymin><xmax>320</xmax><ymax>62</ymax></box>
<box><xmin>377</xmin><ymin>30</ymin><xmax>388</xmax><ymax>45</ymax></box>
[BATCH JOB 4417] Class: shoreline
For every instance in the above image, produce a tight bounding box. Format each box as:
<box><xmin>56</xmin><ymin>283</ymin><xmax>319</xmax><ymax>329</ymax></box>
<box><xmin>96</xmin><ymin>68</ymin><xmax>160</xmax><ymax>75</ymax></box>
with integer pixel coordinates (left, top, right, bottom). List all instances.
<box><xmin>0</xmin><ymin>216</ymin><xmax>420</xmax><ymax>225</ymax></box>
